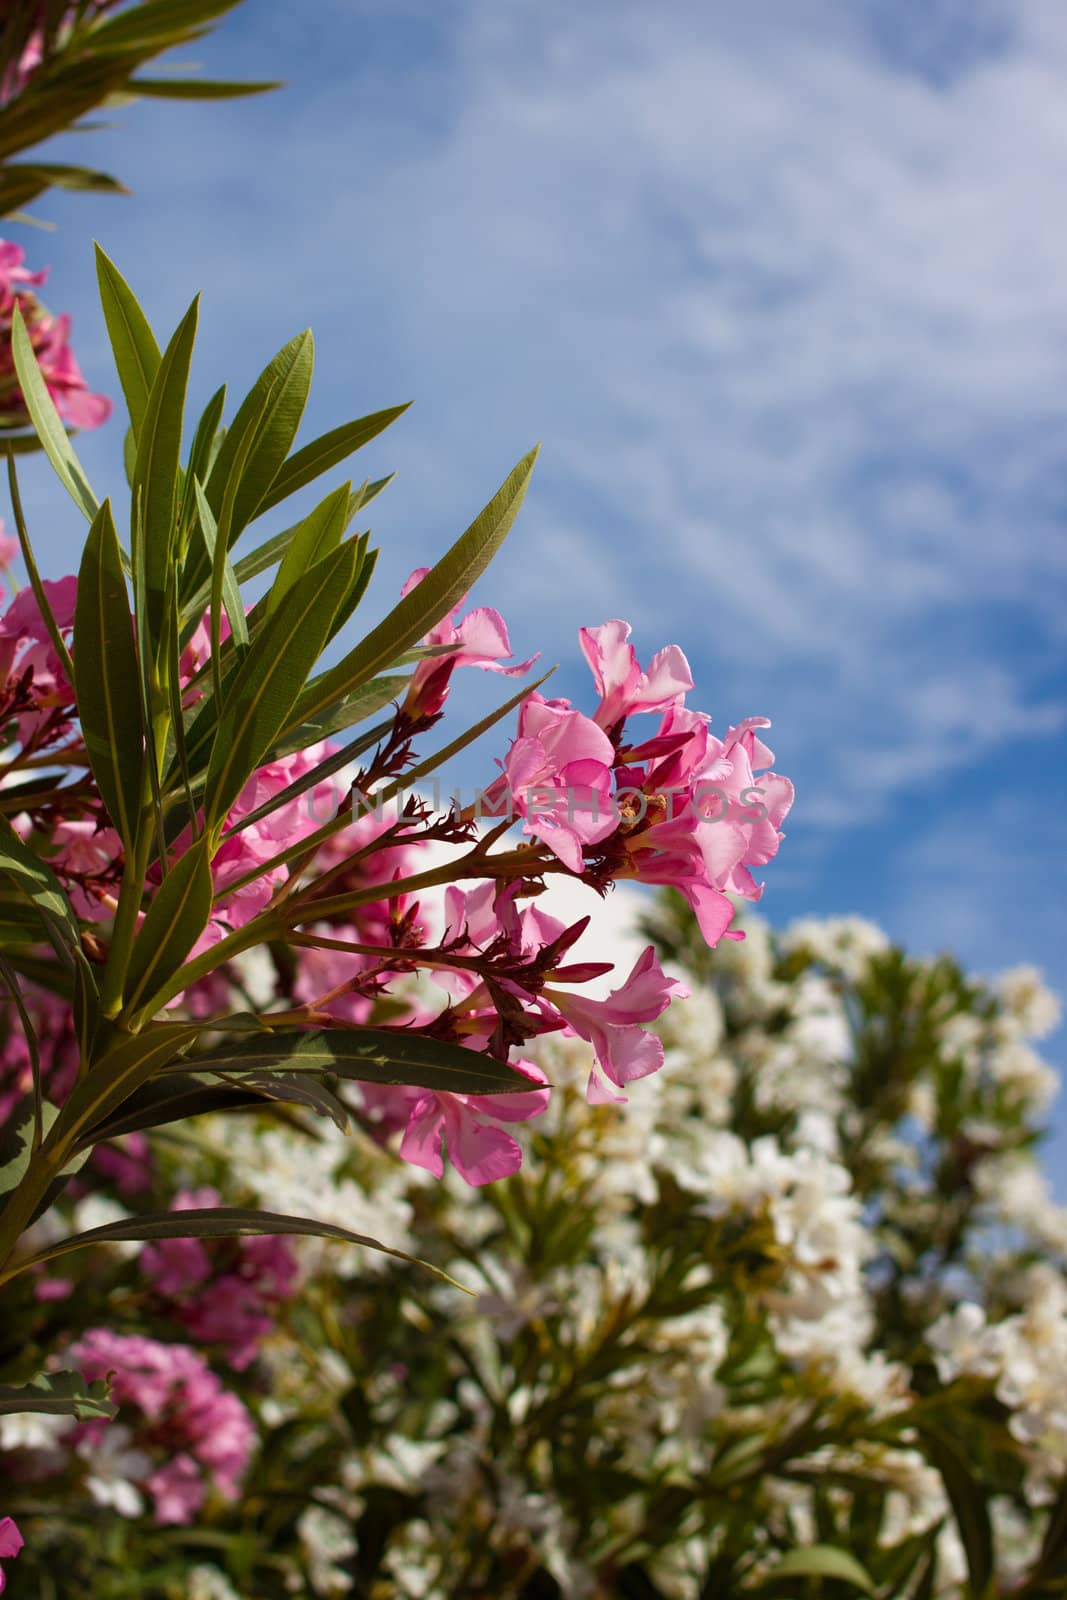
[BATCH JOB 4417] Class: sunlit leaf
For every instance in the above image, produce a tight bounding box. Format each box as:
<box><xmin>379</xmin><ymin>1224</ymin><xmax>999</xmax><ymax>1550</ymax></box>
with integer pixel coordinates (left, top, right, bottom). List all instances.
<box><xmin>174</xmin><ymin>1027</ymin><xmax>540</xmax><ymax>1096</ymax></box>
<box><xmin>6</xmin><ymin>1206</ymin><xmax>471</xmax><ymax>1291</ymax></box>
<box><xmin>9</xmin><ymin>302</ymin><xmax>99</xmax><ymax>520</ymax></box>
<box><xmin>256</xmin><ymin>406</ymin><xmax>409</xmax><ymax>515</ymax></box>
<box><xmin>74</xmin><ymin>498</ymin><xmax>144</xmax><ymax>848</ymax></box>
<box><xmin>201</xmin><ymin>541</ymin><xmax>359</xmax><ymax>830</ymax></box>
<box><xmin>294</xmin><ymin>446</ymin><xmax>538</xmax><ymax>721</ymax></box>
<box><xmin>94</xmin><ymin>244</ymin><xmax>161</xmax><ymax>440</ymax></box>
<box><xmin>122</xmin><ymin>840</ymin><xmax>214</xmax><ymax>1014</ymax></box>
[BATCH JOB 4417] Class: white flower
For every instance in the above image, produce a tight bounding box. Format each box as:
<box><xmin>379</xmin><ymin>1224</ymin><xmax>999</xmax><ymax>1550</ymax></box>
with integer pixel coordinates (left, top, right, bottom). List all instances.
<box><xmin>188</xmin><ymin>1567</ymin><xmax>243</xmax><ymax>1600</ymax></box>
<box><xmin>781</xmin><ymin>916</ymin><xmax>889</xmax><ymax>980</ymax></box>
<box><xmin>925</xmin><ymin>1303</ymin><xmax>1003</xmax><ymax>1383</ymax></box>
<box><xmin>76</xmin><ymin>1424</ymin><xmax>150</xmax><ymax>1518</ymax></box>
<box><xmin>996</xmin><ymin>966</ymin><xmax>1062</xmax><ymax>1039</ymax></box>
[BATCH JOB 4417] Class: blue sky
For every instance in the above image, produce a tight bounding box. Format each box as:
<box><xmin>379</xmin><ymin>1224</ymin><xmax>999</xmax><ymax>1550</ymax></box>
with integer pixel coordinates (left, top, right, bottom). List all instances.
<box><xmin>10</xmin><ymin>0</ymin><xmax>1067</xmax><ymax>1170</ymax></box>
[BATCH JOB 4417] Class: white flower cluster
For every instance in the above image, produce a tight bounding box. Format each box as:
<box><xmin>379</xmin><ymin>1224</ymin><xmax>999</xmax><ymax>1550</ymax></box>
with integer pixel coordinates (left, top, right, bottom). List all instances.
<box><xmin>927</xmin><ymin>1266</ymin><xmax>1067</xmax><ymax>1500</ymax></box>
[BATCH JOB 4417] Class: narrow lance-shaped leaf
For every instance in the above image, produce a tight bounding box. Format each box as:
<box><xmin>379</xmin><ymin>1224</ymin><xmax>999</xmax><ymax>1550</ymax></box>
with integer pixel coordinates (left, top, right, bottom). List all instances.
<box><xmin>132</xmin><ymin>293</ymin><xmax>199</xmax><ymax>647</ymax></box>
<box><xmin>294</xmin><ymin>445</ymin><xmax>539</xmax><ymax>723</ymax></box>
<box><xmin>754</xmin><ymin>1547</ymin><xmax>877</xmax><ymax>1595</ymax></box>
<box><xmin>192</xmin><ymin>477</ymin><xmax>247</xmax><ymax>649</ymax></box>
<box><xmin>179</xmin><ymin>381</ymin><xmax>226</xmax><ymax>535</ymax></box>
<box><xmin>129</xmin><ymin>76</ymin><xmax>281</xmax><ymax>99</ymax></box>
<box><xmin>256</xmin><ymin>404</ymin><xmax>410</xmax><ymax>515</ymax></box>
<box><xmin>266</xmin><ymin>480</ymin><xmax>351</xmax><ymax>615</ymax></box>
<box><xmin>121</xmin><ymin>839</ymin><xmax>214</xmax><ymax>1015</ymax></box>
<box><xmin>2</xmin><ymin>1207</ymin><xmax>472</xmax><ymax>1293</ymax></box>
<box><xmin>199</xmin><ymin>329</ymin><xmax>314</xmax><ymax>560</ymax></box>
<box><xmin>9</xmin><ymin>303</ymin><xmax>99</xmax><ymax>521</ymax></box>
<box><xmin>918</xmin><ymin>1428</ymin><xmax>994</xmax><ymax>1595</ymax></box>
<box><xmin>59</xmin><ymin>1022</ymin><xmax>209</xmax><ymax>1148</ymax></box>
<box><xmin>325</xmin><ymin>531</ymin><xmax>376</xmax><ymax>643</ymax></box>
<box><xmin>227</xmin><ymin>716</ymin><xmax>396</xmax><ymax>837</ymax></box>
<box><xmin>0</xmin><ymin>815</ymin><xmax>82</xmax><ymax>956</ymax></box>
<box><xmin>270</xmin><ymin>673</ymin><xmax>408</xmax><ymax>760</ymax></box>
<box><xmin>235</xmin><ymin>1072</ymin><xmax>350</xmax><ymax>1132</ymax></box>
<box><xmin>181</xmin><ymin>475</ymin><xmax>392</xmax><ymax>619</ymax></box>
<box><xmin>202</xmin><ymin>540</ymin><xmax>359</xmax><ymax>832</ymax></box>
<box><xmin>86</xmin><ymin>0</ymin><xmax>250</xmax><ymax>50</ymax></box>
<box><xmin>74</xmin><ymin>498</ymin><xmax>144</xmax><ymax>849</ymax></box>
<box><xmin>94</xmin><ymin>244</ymin><xmax>161</xmax><ymax>441</ymax></box>
<box><xmin>172</xmin><ymin>1027</ymin><xmax>543</xmax><ymax>1097</ymax></box>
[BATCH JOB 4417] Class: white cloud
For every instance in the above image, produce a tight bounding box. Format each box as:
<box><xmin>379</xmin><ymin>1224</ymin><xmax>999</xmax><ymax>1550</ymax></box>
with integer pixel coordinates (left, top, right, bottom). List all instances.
<box><xmin>16</xmin><ymin>0</ymin><xmax>1067</xmax><ymax>831</ymax></box>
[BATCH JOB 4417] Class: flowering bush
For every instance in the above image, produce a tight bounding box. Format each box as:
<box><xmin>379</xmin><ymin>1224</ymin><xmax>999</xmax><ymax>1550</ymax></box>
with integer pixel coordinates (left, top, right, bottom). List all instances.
<box><xmin>0</xmin><ymin>908</ymin><xmax>1064</xmax><ymax>1596</ymax></box>
<box><xmin>0</xmin><ymin>29</ymin><xmax>793</xmax><ymax>1580</ymax></box>
<box><xmin>0</xmin><ymin>6</ymin><xmax>1062</xmax><ymax>1598</ymax></box>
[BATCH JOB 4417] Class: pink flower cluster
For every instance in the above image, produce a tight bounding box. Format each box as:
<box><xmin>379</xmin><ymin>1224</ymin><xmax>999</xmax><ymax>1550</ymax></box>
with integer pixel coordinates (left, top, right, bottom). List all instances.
<box><xmin>141</xmin><ymin>1189</ymin><xmax>299</xmax><ymax>1369</ymax></box>
<box><xmin>0</xmin><ymin>563</ymin><xmax>792</xmax><ymax>1191</ymax></box>
<box><xmin>0</xmin><ymin>240</ymin><xmax>111</xmax><ymax>431</ymax></box>
<box><xmin>487</xmin><ymin>619</ymin><xmax>794</xmax><ymax>947</ymax></box>
<box><xmin>68</xmin><ymin>1330</ymin><xmax>256</xmax><ymax>1525</ymax></box>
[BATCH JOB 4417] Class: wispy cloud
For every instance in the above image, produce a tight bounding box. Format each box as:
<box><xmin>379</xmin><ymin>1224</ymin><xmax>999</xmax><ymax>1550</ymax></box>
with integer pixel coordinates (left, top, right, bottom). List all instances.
<box><xmin>14</xmin><ymin>0</ymin><xmax>1065</xmax><ymax>1023</ymax></box>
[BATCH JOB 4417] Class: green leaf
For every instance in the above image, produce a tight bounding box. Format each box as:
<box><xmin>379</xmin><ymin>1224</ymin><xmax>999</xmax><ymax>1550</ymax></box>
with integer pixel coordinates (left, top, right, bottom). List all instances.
<box><xmin>918</xmin><ymin>1429</ymin><xmax>994</xmax><ymax>1595</ymax></box>
<box><xmin>273</xmin><ymin>675</ymin><xmax>408</xmax><ymax>756</ymax></box>
<box><xmin>229</xmin><ymin>718</ymin><xmax>394</xmax><ymax>837</ymax></box>
<box><xmin>256</xmin><ymin>405</ymin><xmax>409</xmax><ymax>515</ymax></box>
<box><xmin>0</xmin><ymin>162</ymin><xmax>127</xmax><ymax>211</ymax></box>
<box><xmin>74</xmin><ymin>499</ymin><xmax>144</xmax><ymax>848</ymax></box>
<box><xmin>202</xmin><ymin>541</ymin><xmax>359</xmax><ymax>831</ymax></box>
<box><xmin>236</xmin><ymin>1071</ymin><xmax>350</xmax><ymax>1132</ymax></box>
<box><xmin>0</xmin><ymin>815</ymin><xmax>82</xmax><ymax>957</ymax></box>
<box><xmin>9</xmin><ymin>1206</ymin><xmax>471</xmax><ymax>1292</ymax></box>
<box><xmin>129</xmin><ymin>76</ymin><xmax>281</xmax><ymax>98</ymax></box>
<box><xmin>132</xmin><ymin>293</ymin><xmax>199</xmax><ymax>644</ymax></box>
<box><xmin>0</xmin><ymin>1100</ymin><xmax>88</xmax><ymax>1204</ymax></box>
<box><xmin>122</xmin><ymin>840</ymin><xmax>213</xmax><ymax>1014</ymax></box>
<box><xmin>0</xmin><ymin>1370</ymin><xmax>117</xmax><ymax>1421</ymax></box>
<box><xmin>87</xmin><ymin>0</ymin><xmax>248</xmax><ymax>49</ymax></box>
<box><xmin>757</xmin><ymin>1547</ymin><xmax>877</xmax><ymax>1594</ymax></box>
<box><xmin>202</xmin><ymin>329</ymin><xmax>314</xmax><ymax>551</ymax></box>
<box><xmin>85</xmin><ymin>1073</ymin><xmax>312</xmax><ymax>1142</ymax></box>
<box><xmin>294</xmin><ymin>445</ymin><xmax>538</xmax><ymax>722</ymax></box>
<box><xmin>266</xmin><ymin>481</ymin><xmax>351</xmax><ymax>616</ymax></box>
<box><xmin>182</xmin><ymin>383</ymin><xmax>227</xmax><ymax>519</ymax></box>
<box><xmin>192</xmin><ymin>477</ymin><xmax>247</xmax><ymax>649</ymax></box>
<box><xmin>175</xmin><ymin>1027</ymin><xmax>542</xmax><ymax>1096</ymax></box>
<box><xmin>61</xmin><ymin>1022</ymin><xmax>208</xmax><ymax>1148</ymax></box>
<box><xmin>9</xmin><ymin>302</ymin><xmax>99</xmax><ymax>521</ymax></box>
<box><xmin>181</xmin><ymin>477</ymin><xmax>391</xmax><ymax>619</ymax></box>
<box><xmin>94</xmin><ymin>244</ymin><xmax>161</xmax><ymax>441</ymax></box>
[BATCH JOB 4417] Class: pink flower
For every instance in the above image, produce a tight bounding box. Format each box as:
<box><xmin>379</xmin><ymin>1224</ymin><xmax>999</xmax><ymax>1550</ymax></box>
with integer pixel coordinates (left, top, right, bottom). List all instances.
<box><xmin>614</xmin><ymin>710</ymin><xmax>793</xmax><ymax>948</ymax></box>
<box><xmin>490</xmin><ymin>693</ymin><xmax>617</xmax><ymax>871</ymax></box>
<box><xmin>548</xmin><ymin>945</ymin><xmax>689</xmax><ymax>1103</ymax></box>
<box><xmin>395</xmin><ymin>1056</ymin><xmax>551</xmax><ymax>1186</ymax></box>
<box><xmin>0</xmin><ymin>1517</ymin><xmax>22</xmax><ymax>1593</ymax></box>
<box><xmin>0</xmin><ymin>241</ymin><xmax>47</xmax><ymax>294</ymax></box>
<box><xmin>400</xmin><ymin>567</ymin><xmax>538</xmax><ymax>718</ymax></box>
<box><xmin>68</xmin><ymin>1330</ymin><xmax>256</xmax><ymax>1524</ymax></box>
<box><xmin>579</xmin><ymin>619</ymin><xmax>693</xmax><ymax>729</ymax></box>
